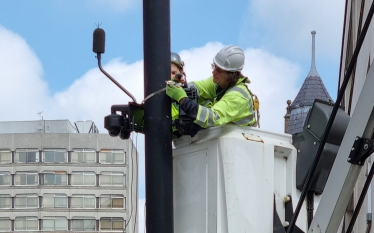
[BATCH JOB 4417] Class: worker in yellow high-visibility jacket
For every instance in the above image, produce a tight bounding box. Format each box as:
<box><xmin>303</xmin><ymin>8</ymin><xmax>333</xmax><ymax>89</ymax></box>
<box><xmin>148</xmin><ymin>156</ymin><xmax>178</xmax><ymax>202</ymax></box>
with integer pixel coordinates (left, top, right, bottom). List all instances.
<box><xmin>170</xmin><ymin>52</ymin><xmax>186</xmax><ymax>121</ymax></box>
<box><xmin>170</xmin><ymin>52</ymin><xmax>188</xmax><ymax>139</ymax></box>
<box><xmin>167</xmin><ymin>45</ymin><xmax>256</xmax><ymax>129</ymax></box>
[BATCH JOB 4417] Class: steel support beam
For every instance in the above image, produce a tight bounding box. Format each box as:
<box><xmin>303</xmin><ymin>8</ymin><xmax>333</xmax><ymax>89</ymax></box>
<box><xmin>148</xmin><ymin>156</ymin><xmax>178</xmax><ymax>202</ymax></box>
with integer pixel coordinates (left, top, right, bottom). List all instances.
<box><xmin>308</xmin><ymin>61</ymin><xmax>374</xmax><ymax>233</ymax></box>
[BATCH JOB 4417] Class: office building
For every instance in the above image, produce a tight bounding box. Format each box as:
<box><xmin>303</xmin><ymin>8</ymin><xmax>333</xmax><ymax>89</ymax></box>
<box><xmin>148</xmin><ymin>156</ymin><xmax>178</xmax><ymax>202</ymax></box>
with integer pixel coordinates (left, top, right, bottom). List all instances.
<box><xmin>0</xmin><ymin>120</ymin><xmax>138</xmax><ymax>232</ymax></box>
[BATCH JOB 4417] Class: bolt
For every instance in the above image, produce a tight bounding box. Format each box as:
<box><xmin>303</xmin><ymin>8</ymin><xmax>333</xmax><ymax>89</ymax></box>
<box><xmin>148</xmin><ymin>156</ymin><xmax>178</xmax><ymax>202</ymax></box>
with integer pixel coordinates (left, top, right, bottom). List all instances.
<box><xmin>348</xmin><ymin>158</ymin><xmax>351</xmax><ymax>161</ymax></box>
<box><xmin>351</xmin><ymin>148</ymin><xmax>355</xmax><ymax>151</ymax></box>
<box><xmin>298</xmin><ymin>150</ymin><xmax>301</xmax><ymax>153</ymax></box>
<box><xmin>307</xmin><ymin>125</ymin><xmax>311</xmax><ymax>129</ymax></box>
<box><xmin>284</xmin><ymin>196</ymin><xmax>291</xmax><ymax>202</ymax></box>
<box><xmin>356</xmin><ymin>137</ymin><xmax>359</xmax><ymax>141</ymax></box>
<box><xmin>364</xmin><ymin>144</ymin><xmax>369</xmax><ymax>150</ymax></box>
<box><xmin>314</xmin><ymin>142</ymin><xmax>316</xmax><ymax>145</ymax></box>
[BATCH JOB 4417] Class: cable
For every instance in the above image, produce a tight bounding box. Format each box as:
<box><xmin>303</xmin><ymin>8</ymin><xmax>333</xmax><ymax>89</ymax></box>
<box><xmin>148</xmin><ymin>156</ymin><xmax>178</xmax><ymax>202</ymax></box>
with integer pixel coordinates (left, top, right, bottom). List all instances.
<box><xmin>124</xmin><ymin>116</ymin><xmax>139</xmax><ymax>233</ymax></box>
<box><xmin>144</xmin><ymin>201</ymin><xmax>146</xmax><ymax>233</ymax></box>
<box><xmin>124</xmin><ymin>120</ymin><xmax>136</xmax><ymax>231</ymax></box>
<box><xmin>256</xmin><ymin>110</ymin><xmax>260</xmax><ymax>128</ymax></box>
<box><xmin>287</xmin><ymin>1</ymin><xmax>374</xmax><ymax>232</ymax></box>
<box><xmin>133</xmin><ymin>133</ymin><xmax>139</xmax><ymax>233</ymax></box>
<box><xmin>141</xmin><ymin>81</ymin><xmax>182</xmax><ymax>104</ymax></box>
<box><xmin>142</xmin><ymin>87</ymin><xmax>166</xmax><ymax>104</ymax></box>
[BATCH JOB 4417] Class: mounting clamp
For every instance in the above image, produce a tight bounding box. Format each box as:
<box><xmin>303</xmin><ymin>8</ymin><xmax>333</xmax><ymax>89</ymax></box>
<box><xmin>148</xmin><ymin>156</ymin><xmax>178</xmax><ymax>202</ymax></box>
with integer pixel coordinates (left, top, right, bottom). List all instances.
<box><xmin>348</xmin><ymin>136</ymin><xmax>374</xmax><ymax>165</ymax></box>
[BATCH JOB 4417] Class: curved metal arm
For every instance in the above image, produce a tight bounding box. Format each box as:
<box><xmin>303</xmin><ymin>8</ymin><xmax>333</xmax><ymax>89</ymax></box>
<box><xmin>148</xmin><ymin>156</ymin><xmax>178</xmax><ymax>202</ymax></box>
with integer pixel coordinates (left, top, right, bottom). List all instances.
<box><xmin>96</xmin><ymin>53</ymin><xmax>137</xmax><ymax>103</ymax></box>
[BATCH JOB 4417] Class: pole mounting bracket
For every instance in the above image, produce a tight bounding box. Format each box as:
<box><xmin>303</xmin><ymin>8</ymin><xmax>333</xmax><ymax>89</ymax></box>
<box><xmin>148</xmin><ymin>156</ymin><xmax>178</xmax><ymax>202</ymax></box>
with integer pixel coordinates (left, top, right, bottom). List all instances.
<box><xmin>348</xmin><ymin>136</ymin><xmax>374</xmax><ymax>165</ymax></box>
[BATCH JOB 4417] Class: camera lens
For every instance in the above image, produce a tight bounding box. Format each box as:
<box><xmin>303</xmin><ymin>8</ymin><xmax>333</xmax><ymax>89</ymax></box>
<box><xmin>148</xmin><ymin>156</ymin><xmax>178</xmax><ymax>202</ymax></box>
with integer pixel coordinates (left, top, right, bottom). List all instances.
<box><xmin>104</xmin><ymin>113</ymin><xmax>124</xmax><ymax>137</ymax></box>
<box><xmin>108</xmin><ymin>128</ymin><xmax>121</xmax><ymax>137</ymax></box>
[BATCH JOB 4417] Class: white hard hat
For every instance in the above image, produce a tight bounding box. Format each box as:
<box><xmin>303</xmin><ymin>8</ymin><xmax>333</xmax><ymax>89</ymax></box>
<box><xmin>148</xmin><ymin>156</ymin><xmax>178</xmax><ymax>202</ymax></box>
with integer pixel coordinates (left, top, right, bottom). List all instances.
<box><xmin>213</xmin><ymin>45</ymin><xmax>244</xmax><ymax>72</ymax></box>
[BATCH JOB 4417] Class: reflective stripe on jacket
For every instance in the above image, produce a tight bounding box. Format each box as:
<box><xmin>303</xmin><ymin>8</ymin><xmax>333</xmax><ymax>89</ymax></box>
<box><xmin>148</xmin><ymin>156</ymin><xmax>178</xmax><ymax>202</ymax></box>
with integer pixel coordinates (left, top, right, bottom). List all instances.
<box><xmin>192</xmin><ymin>76</ymin><xmax>256</xmax><ymax>128</ymax></box>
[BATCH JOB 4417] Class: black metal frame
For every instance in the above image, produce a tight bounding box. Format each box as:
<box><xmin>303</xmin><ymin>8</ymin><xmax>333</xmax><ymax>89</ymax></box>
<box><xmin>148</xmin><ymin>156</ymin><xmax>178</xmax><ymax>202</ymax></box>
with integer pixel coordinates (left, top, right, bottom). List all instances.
<box><xmin>348</xmin><ymin>136</ymin><xmax>374</xmax><ymax>165</ymax></box>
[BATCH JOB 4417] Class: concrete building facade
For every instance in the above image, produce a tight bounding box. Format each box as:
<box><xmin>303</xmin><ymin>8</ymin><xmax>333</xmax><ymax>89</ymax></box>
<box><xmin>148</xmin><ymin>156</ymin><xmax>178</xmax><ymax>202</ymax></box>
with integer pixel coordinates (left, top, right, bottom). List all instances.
<box><xmin>0</xmin><ymin>120</ymin><xmax>138</xmax><ymax>233</ymax></box>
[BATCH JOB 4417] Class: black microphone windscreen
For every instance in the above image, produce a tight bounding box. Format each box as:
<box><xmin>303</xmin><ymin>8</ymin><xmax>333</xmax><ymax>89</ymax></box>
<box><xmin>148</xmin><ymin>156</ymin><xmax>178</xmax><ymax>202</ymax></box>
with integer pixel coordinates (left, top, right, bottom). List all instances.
<box><xmin>93</xmin><ymin>28</ymin><xmax>105</xmax><ymax>53</ymax></box>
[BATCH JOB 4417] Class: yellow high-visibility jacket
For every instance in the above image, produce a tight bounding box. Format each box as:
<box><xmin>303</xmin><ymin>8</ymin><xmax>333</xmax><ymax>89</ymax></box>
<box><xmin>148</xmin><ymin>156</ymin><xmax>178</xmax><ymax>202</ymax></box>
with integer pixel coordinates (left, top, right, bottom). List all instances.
<box><xmin>185</xmin><ymin>76</ymin><xmax>256</xmax><ymax>128</ymax></box>
<box><xmin>171</xmin><ymin>102</ymin><xmax>179</xmax><ymax>121</ymax></box>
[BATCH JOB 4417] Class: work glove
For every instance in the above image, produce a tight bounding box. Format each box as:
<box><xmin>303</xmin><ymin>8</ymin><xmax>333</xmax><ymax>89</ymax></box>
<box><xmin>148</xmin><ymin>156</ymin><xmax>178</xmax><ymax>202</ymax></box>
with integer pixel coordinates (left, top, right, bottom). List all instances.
<box><xmin>166</xmin><ymin>84</ymin><xmax>187</xmax><ymax>102</ymax></box>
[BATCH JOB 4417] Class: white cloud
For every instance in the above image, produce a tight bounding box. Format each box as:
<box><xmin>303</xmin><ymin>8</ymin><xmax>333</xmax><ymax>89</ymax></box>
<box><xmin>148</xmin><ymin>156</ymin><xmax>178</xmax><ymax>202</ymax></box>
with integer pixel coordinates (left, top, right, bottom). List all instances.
<box><xmin>0</xmin><ymin>25</ymin><xmax>50</xmax><ymax>121</ymax></box>
<box><xmin>241</xmin><ymin>0</ymin><xmax>345</xmax><ymax>60</ymax></box>
<box><xmin>179</xmin><ymin>42</ymin><xmax>222</xmax><ymax>82</ymax></box>
<box><xmin>50</xmin><ymin>58</ymin><xmax>144</xmax><ymax>128</ymax></box>
<box><xmin>243</xmin><ymin>48</ymin><xmax>300</xmax><ymax>132</ymax></box>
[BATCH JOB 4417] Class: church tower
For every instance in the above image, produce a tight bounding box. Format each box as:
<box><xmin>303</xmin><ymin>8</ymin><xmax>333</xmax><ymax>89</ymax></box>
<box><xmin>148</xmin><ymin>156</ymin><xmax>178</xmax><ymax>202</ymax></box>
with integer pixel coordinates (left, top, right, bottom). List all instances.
<box><xmin>285</xmin><ymin>31</ymin><xmax>332</xmax><ymax>134</ymax></box>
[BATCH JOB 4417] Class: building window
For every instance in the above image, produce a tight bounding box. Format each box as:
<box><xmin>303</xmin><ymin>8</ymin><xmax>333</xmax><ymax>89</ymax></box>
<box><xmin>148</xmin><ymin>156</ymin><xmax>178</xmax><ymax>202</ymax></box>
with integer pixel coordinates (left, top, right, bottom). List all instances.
<box><xmin>14</xmin><ymin>217</ymin><xmax>38</xmax><ymax>231</ymax></box>
<box><xmin>44</xmin><ymin>171</ymin><xmax>67</xmax><ymax>185</ymax></box>
<box><xmin>0</xmin><ymin>150</ymin><xmax>11</xmax><ymax>164</ymax></box>
<box><xmin>71</xmin><ymin>195</ymin><xmax>96</xmax><ymax>209</ymax></box>
<box><xmin>71</xmin><ymin>217</ymin><xmax>96</xmax><ymax>231</ymax></box>
<box><xmin>0</xmin><ymin>172</ymin><xmax>11</xmax><ymax>186</ymax></box>
<box><xmin>0</xmin><ymin>218</ymin><xmax>11</xmax><ymax>232</ymax></box>
<box><xmin>42</xmin><ymin>217</ymin><xmax>67</xmax><ymax>231</ymax></box>
<box><xmin>71</xmin><ymin>149</ymin><xmax>96</xmax><ymax>164</ymax></box>
<box><xmin>15</xmin><ymin>172</ymin><xmax>38</xmax><ymax>186</ymax></box>
<box><xmin>100</xmin><ymin>149</ymin><xmax>125</xmax><ymax>164</ymax></box>
<box><xmin>100</xmin><ymin>172</ymin><xmax>125</xmax><ymax>186</ymax></box>
<box><xmin>100</xmin><ymin>217</ymin><xmax>124</xmax><ymax>231</ymax></box>
<box><xmin>15</xmin><ymin>194</ymin><xmax>38</xmax><ymax>208</ymax></box>
<box><xmin>42</xmin><ymin>194</ymin><xmax>67</xmax><ymax>208</ymax></box>
<box><xmin>42</xmin><ymin>149</ymin><xmax>67</xmax><ymax>163</ymax></box>
<box><xmin>71</xmin><ymin>172</ymin><xmax>95</xmax><ymax>186</ymax></box>
<box><xmin>0</xmin><ymin>195</ymin><xmax>11</xmax><ymax>209</ymax></box>
<box><xmin>100</xmin><ymin>195</ymin><xmax>124</xmax><ymax>209</ymax></box>
<box><xmin>15</xmin><ymin>149</ymin><xmax>39</xmax><ymax>163</ymax></box>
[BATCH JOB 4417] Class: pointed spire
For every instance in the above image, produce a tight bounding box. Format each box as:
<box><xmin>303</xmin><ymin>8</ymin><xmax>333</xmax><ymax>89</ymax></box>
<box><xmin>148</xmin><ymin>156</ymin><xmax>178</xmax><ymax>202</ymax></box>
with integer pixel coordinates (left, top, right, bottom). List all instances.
<box><xmin>307</xmin><ymin>30</ymin><xmax>320</xmax><ymax>77</ymax></box>
<box><xmin>287</xmin><ymin>30</ymin><xmax>332</xmax><ymax>134</ymax></box>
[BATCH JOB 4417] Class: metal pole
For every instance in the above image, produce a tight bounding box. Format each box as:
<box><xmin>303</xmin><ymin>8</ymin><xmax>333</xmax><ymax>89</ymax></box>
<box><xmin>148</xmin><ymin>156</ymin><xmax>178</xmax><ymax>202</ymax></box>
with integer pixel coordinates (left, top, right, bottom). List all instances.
<box><xmin>143</xmin><ymin>0</ymin><xmax>173</xmax><ymax>232</ymax></box>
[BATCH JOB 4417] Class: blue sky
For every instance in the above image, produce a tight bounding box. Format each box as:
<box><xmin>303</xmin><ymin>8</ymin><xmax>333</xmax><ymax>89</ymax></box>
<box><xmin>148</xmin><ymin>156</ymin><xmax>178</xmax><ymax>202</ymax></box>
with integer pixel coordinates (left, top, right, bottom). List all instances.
<box><xmin>1</xmin><ymin>0</ymin><xmax>251</xmax><ymax>92</ymax></box>
<box><xmin>0</xmin><ymin>0</ymin><xmax>345</xmax><ymax>231</ymax></box>
<box><xmin>0</xmin><ymin>0</ymin><xmax>343</xmax><ymax>94</ymax></box>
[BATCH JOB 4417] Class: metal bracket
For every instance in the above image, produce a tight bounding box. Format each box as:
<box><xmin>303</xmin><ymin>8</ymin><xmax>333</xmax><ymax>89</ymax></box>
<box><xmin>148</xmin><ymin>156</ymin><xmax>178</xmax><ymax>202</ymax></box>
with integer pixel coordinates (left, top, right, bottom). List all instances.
<box><xmin>128</xmin><ymin>102</ymin><xmax>144</xmax><ymax>133</ymax></box>
<box><xmin>111</xmin><ymin>102</ymin><xmax>144</xmax><ymax>134</ymax></box>
<box><xmin>348</xmin><ymin>136</ymin><xmax>374</xmax><ymax>165</ymax></box>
